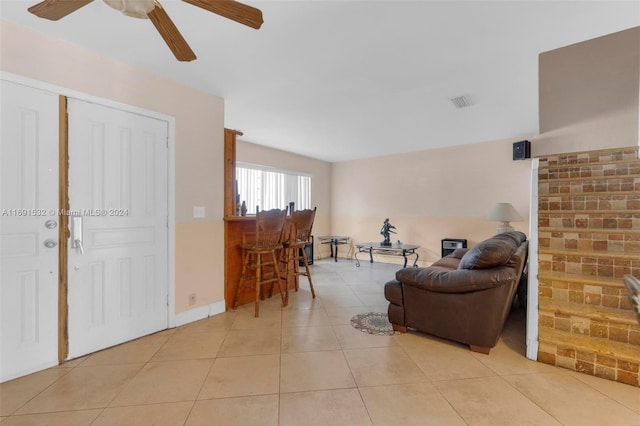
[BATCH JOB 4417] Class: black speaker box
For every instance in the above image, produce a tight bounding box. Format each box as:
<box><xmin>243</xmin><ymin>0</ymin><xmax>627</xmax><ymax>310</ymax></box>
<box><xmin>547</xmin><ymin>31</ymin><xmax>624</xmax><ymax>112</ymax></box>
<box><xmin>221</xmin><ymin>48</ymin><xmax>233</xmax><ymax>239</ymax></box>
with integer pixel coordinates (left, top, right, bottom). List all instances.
<box><xmin>513</xmin><ymin>140</ymin><xmax>531</xmax><ymax>160</ymax></box>
<box><xmin>441</xmin><ymin>238</ymin><xmax>467</xmax><ymax>258</ymax></box>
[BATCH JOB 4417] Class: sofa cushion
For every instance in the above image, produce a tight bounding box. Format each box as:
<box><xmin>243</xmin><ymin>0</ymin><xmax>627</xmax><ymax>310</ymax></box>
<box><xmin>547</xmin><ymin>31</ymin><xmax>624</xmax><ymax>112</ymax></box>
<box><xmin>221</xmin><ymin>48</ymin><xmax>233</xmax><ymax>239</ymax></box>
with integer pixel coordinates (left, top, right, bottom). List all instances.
<box><xmin>492</xmin><ymin>231</ymin><xmax>527</xmax><ymax>245</ymax></box>
<box><xmin>430</xmin><ymin>256</ymin><xmax>462</xmax><ymax>270</ymax></box>
<box><xmin>458</xmin><ymin>236</ymin><xmax>518</xmax><ymax>270</ymax></box>
<box><xmin>396</xmin><ymin>266</ymin><xmax>518</xmax><ymax>293</ymax></box>
<box><xmin>493</xmin><ymin>231</ymin><xmax>527</xmax><ymax>267</ymax></box>
<box><xmin>449</xmin><ymin>248</ymin><xmax>469</xmax><ymax>259</ymax></box>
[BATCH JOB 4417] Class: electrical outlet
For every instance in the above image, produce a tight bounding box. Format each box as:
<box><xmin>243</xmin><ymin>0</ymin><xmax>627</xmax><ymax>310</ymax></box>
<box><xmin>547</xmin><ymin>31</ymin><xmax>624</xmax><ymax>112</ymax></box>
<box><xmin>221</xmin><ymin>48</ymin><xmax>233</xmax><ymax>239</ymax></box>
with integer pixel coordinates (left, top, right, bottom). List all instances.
<box><xmin>188</xmin><ymin>293</ymin><xmax>196</xmax><ymax>306</ymax></box>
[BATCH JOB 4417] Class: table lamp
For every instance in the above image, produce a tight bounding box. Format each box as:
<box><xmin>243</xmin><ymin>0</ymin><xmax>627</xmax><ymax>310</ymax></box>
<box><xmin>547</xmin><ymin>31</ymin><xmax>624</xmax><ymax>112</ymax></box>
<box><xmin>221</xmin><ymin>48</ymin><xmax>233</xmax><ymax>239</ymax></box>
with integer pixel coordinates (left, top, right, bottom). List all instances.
<box><xmin>486</xmin><ymin>202</ymin><xmax>522</xmax><ymax>234</ymax></box>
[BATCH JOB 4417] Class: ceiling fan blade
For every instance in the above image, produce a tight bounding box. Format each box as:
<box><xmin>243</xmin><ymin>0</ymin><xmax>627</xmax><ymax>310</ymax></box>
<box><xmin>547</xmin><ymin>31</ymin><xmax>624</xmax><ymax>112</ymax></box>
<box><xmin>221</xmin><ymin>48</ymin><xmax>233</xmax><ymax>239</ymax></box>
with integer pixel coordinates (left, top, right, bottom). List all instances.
<box><xmin>28</xmin><ymin>0</ymin><xmax>94</xmax><ymax>21</ymax></box>
<box><xmin>182</xmin><ymin>0</ymin><xmax>263</xmax><ymax>29</ymax></box>
<box><xmin>147</xmin><ymin>3</ymin><xmax>197</xmax><ymax>62</ymax></box>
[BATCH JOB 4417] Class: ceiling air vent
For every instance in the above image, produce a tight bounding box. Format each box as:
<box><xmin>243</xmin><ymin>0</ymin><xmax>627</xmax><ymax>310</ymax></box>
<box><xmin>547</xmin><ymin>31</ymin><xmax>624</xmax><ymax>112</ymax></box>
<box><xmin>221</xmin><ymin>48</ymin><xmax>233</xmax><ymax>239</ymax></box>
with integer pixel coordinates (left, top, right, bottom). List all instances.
<box><xmin>450</xmin><ymin>95</ymin><xmax>471</xmax><ymax>109</ymax></box>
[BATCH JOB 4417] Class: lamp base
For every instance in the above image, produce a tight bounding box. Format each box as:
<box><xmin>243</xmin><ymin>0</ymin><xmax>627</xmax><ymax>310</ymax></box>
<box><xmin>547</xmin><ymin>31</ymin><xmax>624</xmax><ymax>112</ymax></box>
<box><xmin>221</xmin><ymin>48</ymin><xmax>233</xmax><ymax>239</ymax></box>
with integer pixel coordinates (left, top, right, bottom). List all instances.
<box><xmin>496</xmin><ymin>222</ymin><xmax>514</xmax><ymax>234</ymax></box>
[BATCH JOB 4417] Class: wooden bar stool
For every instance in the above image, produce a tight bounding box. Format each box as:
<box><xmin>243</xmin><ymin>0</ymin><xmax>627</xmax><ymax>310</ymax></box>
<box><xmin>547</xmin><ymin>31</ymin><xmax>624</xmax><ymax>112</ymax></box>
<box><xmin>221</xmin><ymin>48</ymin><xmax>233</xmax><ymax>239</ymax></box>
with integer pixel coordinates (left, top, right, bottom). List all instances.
<box><xmin>278</xmin><ymin>207</ymin><xmax>317</xmax><ymax>299</ymax></box>
<box><xmin>234</xmin><ymin>208</ymin><xmax>289</xmax><ymax>317</ymax></box>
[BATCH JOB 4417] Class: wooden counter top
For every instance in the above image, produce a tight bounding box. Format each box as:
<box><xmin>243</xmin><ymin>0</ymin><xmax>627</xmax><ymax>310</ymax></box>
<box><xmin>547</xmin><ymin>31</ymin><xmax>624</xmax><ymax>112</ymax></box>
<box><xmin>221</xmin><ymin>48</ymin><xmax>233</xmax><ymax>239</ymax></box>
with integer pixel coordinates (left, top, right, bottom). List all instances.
<box><xmin>223</xmin><ymin>215</ymin><xmax>256</xmax><ymax>222</ymax></box>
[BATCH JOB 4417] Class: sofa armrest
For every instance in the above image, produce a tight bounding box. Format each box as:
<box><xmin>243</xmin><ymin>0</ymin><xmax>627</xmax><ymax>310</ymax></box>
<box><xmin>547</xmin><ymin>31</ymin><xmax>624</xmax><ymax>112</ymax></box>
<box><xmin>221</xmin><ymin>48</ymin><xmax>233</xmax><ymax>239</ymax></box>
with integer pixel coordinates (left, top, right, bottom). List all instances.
<box><xmin>384</xmin><ymin>279</ymin><xmax>403</xmax><ymax>306</ymax></box>
<box><xmin>396</xmin><ymin>266</ymin><xmax>517</xmax><ymax>293</ymax></box>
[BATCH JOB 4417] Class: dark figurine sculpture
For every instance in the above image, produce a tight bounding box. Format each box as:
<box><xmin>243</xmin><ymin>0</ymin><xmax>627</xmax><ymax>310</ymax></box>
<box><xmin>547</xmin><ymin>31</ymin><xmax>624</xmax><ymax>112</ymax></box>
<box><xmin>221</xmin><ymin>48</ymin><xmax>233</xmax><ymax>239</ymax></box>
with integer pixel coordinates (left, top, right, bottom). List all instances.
<box><xmin>380</xmin><ymin>218</ymin><xmax>396</xmax><ymax>247</ymax></box>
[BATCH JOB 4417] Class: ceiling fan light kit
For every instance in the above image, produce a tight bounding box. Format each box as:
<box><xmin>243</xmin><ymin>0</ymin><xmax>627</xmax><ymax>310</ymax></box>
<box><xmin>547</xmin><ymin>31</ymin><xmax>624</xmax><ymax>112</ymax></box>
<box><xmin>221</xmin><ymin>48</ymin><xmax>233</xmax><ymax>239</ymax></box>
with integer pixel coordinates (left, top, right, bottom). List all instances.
<box><xmin>104</xmin><ymin>0</ymin><xmax>155</xmax><ymax>19</ymax></box>
<box><xmin>27</xmin><ymin>0</ymin><xmax>263</xmax><ymax>61</ymax></box>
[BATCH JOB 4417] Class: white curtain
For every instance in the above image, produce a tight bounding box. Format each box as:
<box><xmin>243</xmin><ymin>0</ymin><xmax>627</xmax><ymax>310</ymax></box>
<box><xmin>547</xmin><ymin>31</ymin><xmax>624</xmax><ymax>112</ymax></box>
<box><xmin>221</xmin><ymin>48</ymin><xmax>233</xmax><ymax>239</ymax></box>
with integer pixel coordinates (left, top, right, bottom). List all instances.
<box><xmin>236</xmin><ymin>164</ymin><xmax>311</xmax><ymax>212</ymax></box>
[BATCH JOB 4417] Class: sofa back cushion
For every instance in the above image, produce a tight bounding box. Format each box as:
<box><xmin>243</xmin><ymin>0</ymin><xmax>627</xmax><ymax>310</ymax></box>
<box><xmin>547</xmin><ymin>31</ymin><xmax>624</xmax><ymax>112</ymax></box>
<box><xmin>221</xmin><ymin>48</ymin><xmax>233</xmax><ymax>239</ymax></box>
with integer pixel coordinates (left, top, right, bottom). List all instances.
<box><xmin>491</xmin><ymin>231</ymin><xmax>526</xmax><ymax>246</ymax></box>
<box><xmin>493</xmin><ymin>231</ymin><xmax>527</xmax><ymax>268</ymax></box>
<box><xmin>458</xmin><ymin>234</ymin><xmax>521</xmax><ymax>270</ymax></box>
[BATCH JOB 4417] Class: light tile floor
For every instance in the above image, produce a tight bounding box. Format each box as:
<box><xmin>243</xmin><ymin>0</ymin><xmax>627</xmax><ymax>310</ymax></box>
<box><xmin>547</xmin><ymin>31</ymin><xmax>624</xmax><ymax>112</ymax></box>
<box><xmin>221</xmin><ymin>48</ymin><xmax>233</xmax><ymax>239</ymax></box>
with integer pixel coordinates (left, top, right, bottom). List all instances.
<box><xmin>1</xmin><ymin>259</ymin><xmax>639</xmax><ymax>425</ymax></box>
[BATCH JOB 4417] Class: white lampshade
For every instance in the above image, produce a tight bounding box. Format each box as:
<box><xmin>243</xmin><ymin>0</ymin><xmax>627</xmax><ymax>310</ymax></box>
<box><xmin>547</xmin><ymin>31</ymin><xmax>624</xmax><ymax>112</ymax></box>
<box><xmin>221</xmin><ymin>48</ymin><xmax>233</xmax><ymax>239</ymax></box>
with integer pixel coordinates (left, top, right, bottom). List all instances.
<box><xmin>486</xmin><ymin>203</ymin><xmax>522</xmax><ymax>233</ymax></box>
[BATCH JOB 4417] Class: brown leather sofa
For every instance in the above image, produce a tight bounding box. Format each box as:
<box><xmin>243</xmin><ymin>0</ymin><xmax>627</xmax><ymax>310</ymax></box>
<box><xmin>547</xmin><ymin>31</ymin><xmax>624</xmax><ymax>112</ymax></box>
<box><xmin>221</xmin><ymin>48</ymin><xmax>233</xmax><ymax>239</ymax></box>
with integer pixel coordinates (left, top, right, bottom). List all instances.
<box><xmin>384</xmin><ymin>231</ymin><xmax>528</xmax><ymax>354</ymax></box>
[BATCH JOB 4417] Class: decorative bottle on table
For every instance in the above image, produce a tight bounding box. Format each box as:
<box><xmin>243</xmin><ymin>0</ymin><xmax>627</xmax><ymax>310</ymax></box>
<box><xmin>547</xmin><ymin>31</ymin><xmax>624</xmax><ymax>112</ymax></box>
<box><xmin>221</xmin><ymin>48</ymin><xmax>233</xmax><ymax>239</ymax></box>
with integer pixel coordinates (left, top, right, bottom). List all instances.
<box><xmin>240</xmin><ymin>201</ymin><xmax>247</xmax><ymax>216</ymax></box>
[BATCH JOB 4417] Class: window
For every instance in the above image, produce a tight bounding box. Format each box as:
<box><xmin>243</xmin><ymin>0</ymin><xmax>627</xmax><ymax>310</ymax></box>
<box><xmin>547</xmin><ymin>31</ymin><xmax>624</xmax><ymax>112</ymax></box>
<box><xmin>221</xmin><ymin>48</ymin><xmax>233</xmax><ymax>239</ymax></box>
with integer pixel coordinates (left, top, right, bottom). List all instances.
<box><xmin>236</xmin><ymin>163</ymin><xmax>311</xmax><ymax>213</ymax></box>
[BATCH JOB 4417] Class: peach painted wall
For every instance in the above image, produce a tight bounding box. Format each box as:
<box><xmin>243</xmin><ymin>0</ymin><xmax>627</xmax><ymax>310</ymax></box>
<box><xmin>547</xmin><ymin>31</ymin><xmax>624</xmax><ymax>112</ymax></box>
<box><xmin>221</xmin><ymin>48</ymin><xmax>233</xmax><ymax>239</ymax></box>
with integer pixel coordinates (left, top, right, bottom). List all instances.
<box><xmin>331</xmin><ymin>138</ymin><xmax>532</xmax><ymax>266</ymax></box>
<box><xmin>236</xmin><ymin>140</ymin><xmax>332</xmax><ymax>258</ymax></box>
<box><xmin>536</xmin><ymin>26</ymin><xmax>640</xmax><ymax>155</ymax></box>
<box><xmin>329</xmin><ymin>27</ymin><xmax>640</xmax><ymax>267</ymax></box>
<box><xmin>1</xmin><ymin>21</ymin><xmax>225</xmax><ymax>314</ymax></box>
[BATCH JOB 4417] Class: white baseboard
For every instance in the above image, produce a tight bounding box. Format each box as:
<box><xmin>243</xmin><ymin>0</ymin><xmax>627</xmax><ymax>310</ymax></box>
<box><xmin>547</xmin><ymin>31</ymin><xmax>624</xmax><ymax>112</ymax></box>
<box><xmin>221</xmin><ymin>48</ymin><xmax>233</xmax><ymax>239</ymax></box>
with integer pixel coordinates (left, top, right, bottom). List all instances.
<box><xmin>173</xmin><ymin>300</ymin><xmax>226</xmax><ymax>328</ymax></box>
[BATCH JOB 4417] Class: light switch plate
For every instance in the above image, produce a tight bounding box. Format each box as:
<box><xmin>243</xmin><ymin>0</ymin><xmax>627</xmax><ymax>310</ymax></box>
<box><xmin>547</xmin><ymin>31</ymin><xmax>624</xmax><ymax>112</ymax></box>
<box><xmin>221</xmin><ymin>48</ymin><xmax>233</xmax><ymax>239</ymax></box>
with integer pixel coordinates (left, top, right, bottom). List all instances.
<box><xmin>193</xmin><ymin>206</ymin><xmax>205</xmax><ymax>218</ymax></box>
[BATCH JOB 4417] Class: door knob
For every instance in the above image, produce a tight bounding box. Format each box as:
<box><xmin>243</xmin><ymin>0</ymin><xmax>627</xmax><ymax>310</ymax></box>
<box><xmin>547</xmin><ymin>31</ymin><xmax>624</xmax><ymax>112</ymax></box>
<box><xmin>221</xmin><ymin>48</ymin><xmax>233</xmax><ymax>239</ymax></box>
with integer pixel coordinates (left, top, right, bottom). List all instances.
<box><xmin>45</xmin><ymin>220</ymin><xmax>57</xmax><ymax>229</ymax></box>
<box><xmin>72</xmin><ymin>216</ymin><xmax>84</xmax><ymax>254</ymax></box>
<box><xmin>44</xmin><ymin>239</ymin><xmax>58</xmax><ymax>248</ymax></box>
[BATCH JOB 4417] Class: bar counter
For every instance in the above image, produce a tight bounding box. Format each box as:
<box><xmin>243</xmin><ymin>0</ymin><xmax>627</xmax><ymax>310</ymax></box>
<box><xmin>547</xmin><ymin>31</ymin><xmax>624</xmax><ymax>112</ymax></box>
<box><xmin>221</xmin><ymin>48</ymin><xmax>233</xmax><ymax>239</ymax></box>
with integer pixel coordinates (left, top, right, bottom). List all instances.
<box><xmin>224</xmin><ymin>215</ymin><xmax>294</xmax><ymax>310</ymax></box>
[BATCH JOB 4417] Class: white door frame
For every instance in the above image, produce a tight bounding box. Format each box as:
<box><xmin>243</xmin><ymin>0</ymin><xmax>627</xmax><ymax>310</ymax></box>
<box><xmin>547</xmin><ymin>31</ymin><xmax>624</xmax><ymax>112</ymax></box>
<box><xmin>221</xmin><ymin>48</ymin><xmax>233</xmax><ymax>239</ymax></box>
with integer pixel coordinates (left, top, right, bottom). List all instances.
<box><xmin>526</xmin><ymin>159</ymin><xmax>540</xmax><ymax>360</ymax></box>
<box><xmin>0</xmin><ymin>71</ymin><xmax>177</xmax><ymax>331</ymax></box>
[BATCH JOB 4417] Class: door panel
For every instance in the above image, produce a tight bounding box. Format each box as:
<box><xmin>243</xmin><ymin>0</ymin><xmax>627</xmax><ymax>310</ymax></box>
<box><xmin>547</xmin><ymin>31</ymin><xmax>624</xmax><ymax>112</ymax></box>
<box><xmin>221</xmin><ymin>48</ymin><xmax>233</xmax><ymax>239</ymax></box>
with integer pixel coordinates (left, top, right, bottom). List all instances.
<box><xmin>66</xmin><ymin>100</ymin><xmax>168</xmax><ymax>359</ymax></box>
<box><xmin>0</xmin><ymin>81</ymin><xmax>59</xmax><ymax>382</ymax></box>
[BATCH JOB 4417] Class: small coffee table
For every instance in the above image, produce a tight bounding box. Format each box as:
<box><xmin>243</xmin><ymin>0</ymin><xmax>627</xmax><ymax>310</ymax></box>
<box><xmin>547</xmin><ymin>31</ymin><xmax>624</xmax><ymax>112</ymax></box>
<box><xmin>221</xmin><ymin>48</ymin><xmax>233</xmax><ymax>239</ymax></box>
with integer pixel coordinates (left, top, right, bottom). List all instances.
<box><xmin>318</xmin><ymin>236</ymin><xmax>350</xmax><ymax>262</ymax></box>
<box><xmin>355</xmin><ymin>242</ymin><xmax>419</xmax><ymax>268</ymax></box>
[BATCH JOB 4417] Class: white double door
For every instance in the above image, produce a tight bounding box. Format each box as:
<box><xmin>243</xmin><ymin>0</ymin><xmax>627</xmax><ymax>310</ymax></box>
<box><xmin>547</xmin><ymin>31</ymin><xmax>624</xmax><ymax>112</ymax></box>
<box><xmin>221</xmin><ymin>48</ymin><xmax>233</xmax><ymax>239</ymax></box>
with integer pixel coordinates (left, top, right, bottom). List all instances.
<box><xmin>1</xmin><ymin>81</ymin><xmax>170</xmax><ymax>381</ymax></box>
<box><xmin>1</xmin><ymin>81</ymin><xmax>60</xmax><ymax>381</ymax></box>
<box><xmin>66</xmin><ymin>99</ymin><xmax>169</xmax><ymax>359</ymax></box>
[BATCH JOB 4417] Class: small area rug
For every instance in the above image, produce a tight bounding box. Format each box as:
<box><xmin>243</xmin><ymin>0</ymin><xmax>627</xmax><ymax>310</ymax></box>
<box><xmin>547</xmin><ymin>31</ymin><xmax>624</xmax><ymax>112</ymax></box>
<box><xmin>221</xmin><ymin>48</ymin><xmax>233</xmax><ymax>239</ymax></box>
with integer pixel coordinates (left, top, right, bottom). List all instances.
<box><xmin>350</xmin><ymin>312</ymin><xmax>395</xmax><ymax>336</ymax></box>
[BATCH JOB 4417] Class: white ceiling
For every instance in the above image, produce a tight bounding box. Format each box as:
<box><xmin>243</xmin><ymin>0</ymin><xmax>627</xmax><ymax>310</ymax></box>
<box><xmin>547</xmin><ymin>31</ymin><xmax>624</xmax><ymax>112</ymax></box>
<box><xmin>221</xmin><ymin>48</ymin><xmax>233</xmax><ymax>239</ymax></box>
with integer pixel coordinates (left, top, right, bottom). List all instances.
<box><xmin>2</xmin><ymin>1</ymin><xmax>639</xmax><ymax>162</ymax></box>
